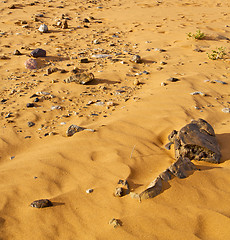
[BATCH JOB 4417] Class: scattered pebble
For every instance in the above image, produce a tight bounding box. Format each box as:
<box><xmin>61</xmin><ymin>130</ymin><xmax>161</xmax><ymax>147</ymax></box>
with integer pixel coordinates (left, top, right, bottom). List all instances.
<box><xmin>190</xmin><ymin>91</ymin><xmax>206</xmax><ymax>96</ymax></box>
<box><xmin>131</xmin><ymin>55</ymin><xmax>141</xmax><ymax>63</ymax></box>
<box><xmin>13</xmin><ymin>49</ymin><xmax>22</xmax><ymax>55</ymax></box>
<box><xmin>66</xmin><ymin>124</ymin><xmax>84</xmax><ymax>137</ymax></box>
<box><xmin>26</xmin><ymin>103</ymin><xmax>34</xmax><ymax>108</ymax></box>
<box><xmin>28</xmin><ymin>121</ymin><xmax>35</xmax><ymax>127</ymax></box>
<box><xmin>167</xmin><ymin>77</ymin><xmax>179</xmax><ymax>82</ymax></box>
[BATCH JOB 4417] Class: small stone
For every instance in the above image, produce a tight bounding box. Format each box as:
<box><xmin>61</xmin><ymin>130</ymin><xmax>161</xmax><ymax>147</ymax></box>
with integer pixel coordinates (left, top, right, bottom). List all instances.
<box><xmin>80</xmin><ymin>58</ymin><xmax>89</xmax><ymax>63</ymax></box>
<box><xmin>62</xmin><ymin>19</ymin><xmax>68</xmax><ymax>29</ymax></box>
<box><xmin>190</xmin><ymin>91</ymin><xmax>206</xmax><ymax>96</ymax></box>
<box><xmin>13</xmin><ymin>49</ymin><xmax>22</xmax><ymax>55</ymax></box>
<box><xmin>131</xmin><ymin>55</ymin><xmax>141</xmax><ymax>63</ymax></box>
<box><xmin>222</xmin><ymin>108</ymin><xmax>230</xmax><ymax>113</ymax></box>
<box><xmin>109</xmin><ymin>218</ymin><xmax>122</xmax><ymax>228</ymax></box>
<box><xmin>28</xmin><ymin>121</ymin><xmax>35</xmax><ymax>127</ymax></box>
<box><xmin>34</xmin><ymin>97</ymin><xmax>39</xmax><ymax>102</ymax></box>
<box><xmin>38</xmin><ymin>24</ymin><xmax>48</xmax><ymax>33</ymax></box>
<box><xmin>9</xmin><ymin>4</ymin><xmax>16</xmax><ymax>9</ymax></box>
<box><xmin>167</xmin><ymin>77</ymin><xmax>179</xmax><ymax>82</ymax></box>
<box><xmin>86</xmin><ymin>189</ymin><xmax>93</xmax><ymax>194</ymax></box>
<box><xmin>83</xmin><ymin>18</ymin><xmax>90</xmax><ymax>23</ymax></box>
<box><xmin>30</xmin><ymin>48</ymin><xmax>46</xmax><ymax>58</ymax></box>
<box><xmin>30</xmin><ymin>199</ymin><xmax>53</xmax><ymax>208</ymax></box>
<box><xmin>213</xmin><ymin>80</ymin><xmax>227</xmax><ymax>85</ymax></box>
<box><xmin>26</xmin><ymin>103</ymin><xmax>34</xmax><ymax>108</ymax></box>
<box><xmin>161</xmin><ymin>82</ymin><xmax>167</xmax><ymax>86</ymax></box>
<box><xmin>25</xmin><ymin>58</ymin><xmax>37</xmax><ymax>69</ymax></box>
<box><xmin>66</xmin><ymin>124</ymin><xmax>84</xmax><ymax>137</ymax></box>
<box><xmin>10</xmin><ymin>156</ymin><xmax>15</xmax><ymax>160</ymax></box>
<box><xmin>114</xmin><ymin>187</ymin><xmax>124</xmax><ymax>197</ymax></box>
<box><xmin>133</xmin><ymin>79</ymin><xmax>140</xmax><ymax>85</ymax></box>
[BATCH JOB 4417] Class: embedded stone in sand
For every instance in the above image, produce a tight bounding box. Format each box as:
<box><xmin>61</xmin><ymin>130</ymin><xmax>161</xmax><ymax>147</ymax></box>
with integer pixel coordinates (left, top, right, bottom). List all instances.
<box><xmin>64</xmin><ymin>73</ymin><xmax>94</xmax><ymax>85</ymax></box>
<box><xmin>25</xmin><ymin>58</ymin><xmax>37</xmax><ymax>69</ymax></box>
<box><xmin>30</xmin><ymin>199</ymin><xmax>53</xmax><ymax>208</ymax></box>
<box><xmin>66</xmin><ymin>124</ymin><xmax>84</xmax><ymax>137</ymax></box>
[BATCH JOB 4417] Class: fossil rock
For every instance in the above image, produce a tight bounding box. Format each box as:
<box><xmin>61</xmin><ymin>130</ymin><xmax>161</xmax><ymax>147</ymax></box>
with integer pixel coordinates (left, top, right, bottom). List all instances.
<box><xmin>30</xmin><ymin>199</ymin><xmax>53</xmax><ymax>208</ymax></box>
<box><xmin>166</xmin><ymin>118</ymin><xmax>221</xmax><ymax>163</ymax></box>
<box><xmin>64</xmin><ymin>73</ymin><xmax>94</xmax><ymax>85</ymax></box>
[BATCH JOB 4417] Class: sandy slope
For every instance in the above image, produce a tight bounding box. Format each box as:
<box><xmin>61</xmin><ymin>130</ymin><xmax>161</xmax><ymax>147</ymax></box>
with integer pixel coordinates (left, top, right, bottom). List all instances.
<box><xmin>0</xmin><ymin>0</ymin><xmax>230</xmax><ymax>239</ymax></box>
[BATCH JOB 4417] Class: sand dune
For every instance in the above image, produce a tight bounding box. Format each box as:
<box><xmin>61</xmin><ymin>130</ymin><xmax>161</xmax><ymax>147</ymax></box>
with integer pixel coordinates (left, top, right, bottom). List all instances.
<box><xmin>0</xmin><ymin>0</ymin><xmax>230</xmax><ymax>239</ymax></box>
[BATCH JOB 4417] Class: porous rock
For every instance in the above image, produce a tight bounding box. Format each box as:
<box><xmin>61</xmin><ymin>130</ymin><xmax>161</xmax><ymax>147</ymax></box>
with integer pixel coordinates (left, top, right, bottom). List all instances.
<box><xmin>30</xmin><ymin>199</ymin><xmax>53</xmax><ymax>208</ymax></box>
<box><xmin>64</xmin><ymin>73</ymin><xmax>94</xmax><ymax>85</ymax></box>
<box><xmin>167</xmin><ymin>118</ymin><xmax>221</xmax><ymax>163</ymax></box>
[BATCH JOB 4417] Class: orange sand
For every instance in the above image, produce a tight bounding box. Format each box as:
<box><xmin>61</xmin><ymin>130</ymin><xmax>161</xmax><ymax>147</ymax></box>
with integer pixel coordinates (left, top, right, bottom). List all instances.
<box><xmin>0</xmin><ymin>0</ymin><xmax>230</xmax><ymax>239</ymax></box>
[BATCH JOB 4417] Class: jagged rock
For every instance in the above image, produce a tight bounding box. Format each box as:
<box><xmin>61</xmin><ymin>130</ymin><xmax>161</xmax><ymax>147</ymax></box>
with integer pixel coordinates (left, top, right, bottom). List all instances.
<box><xmin>168</xmin><ymin>157</ymin><xmax>196</xmax><ymax>179</ymax></box>
<box><xmin>64</xmin><ymin>73</ymin><xmax>94</xmax><ymax>85</ymax></box>
<box><xmin>166</xmin><ymin>118</ymin><xmax>221</xmax><ymax>163</ymax></box>
<box><xmin>139</xmin><ymin>177</ymin><xmax>162</xmax><ymax>200</ymax></box>
<box><xmin>66</xmin><ymin>124</ymin><xmax>84</xmax><ymax>136</ymax></box>
<box><xmin>13</xmin><ymin>49</ymin><xmax>22</xmax><ymax>55</ymax></box>
<box><xmin>30</xmin><ymin>199</ymin><xmax>53</xmax><ymax>208</ymax></box>
<box><xmin>159</xmin><ymin>169</ymin><xmax>172</xmax><ymax>181</ymax></box>
<box><xmin>30</xmin><ymin>48</ymin><xmax>46</xmax><ymax>58</ymax></box>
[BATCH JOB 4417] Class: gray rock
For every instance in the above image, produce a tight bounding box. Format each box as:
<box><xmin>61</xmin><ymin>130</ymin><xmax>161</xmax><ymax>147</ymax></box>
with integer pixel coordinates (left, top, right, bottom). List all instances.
<box><xmin>66</xmin><ymin>124</ymin><xmax>84</xmax><ymax>137</ymax></box>
<box><xmin>28</xmin><ymin>121</ymin><xmax>35</xmax><ymax>127</ymax></box>
<box><xmin>38</xmin><ymin>24</ymin><xmax>48</xmax><ymax>33</ymax></box>
<box><xmin>131</xmin><ymin>55</ymin><xmax>141</xmax><ymax>63</ymax></box>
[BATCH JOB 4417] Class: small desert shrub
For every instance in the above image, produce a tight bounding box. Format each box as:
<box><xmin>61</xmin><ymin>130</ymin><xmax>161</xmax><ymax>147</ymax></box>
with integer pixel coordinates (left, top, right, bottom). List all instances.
<box><xmin>187</xmin><ymin>30</ymin><xmax>206</xmax><ymax>40</ymax></box>
<box><xmin>207</xmin><ymin>47</ymin><xmax>226</xmax><ymax>60</ymax></box>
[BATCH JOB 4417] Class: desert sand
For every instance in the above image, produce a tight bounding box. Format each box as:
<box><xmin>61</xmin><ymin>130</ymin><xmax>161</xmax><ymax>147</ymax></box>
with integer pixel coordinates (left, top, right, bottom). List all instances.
<box><xmin>0</xmin><ymin>0</ymin><xmax>230</xmax><ymax>239</ymax></box>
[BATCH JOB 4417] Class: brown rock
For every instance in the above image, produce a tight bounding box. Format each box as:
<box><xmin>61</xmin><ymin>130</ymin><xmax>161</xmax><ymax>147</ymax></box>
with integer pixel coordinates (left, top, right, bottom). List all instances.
<box><xmin>139</xmin><ymin>177</ymin><xmax>162</xmax><ymax>200</ymax></box>
<box><xmin>30</xmin><ymin>199</ymin><xmax>53</xmax><ymax>208</ymax></box>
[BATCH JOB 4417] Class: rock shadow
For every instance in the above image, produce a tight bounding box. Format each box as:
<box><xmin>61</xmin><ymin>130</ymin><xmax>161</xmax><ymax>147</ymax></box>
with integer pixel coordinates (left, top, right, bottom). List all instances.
<box><xmin>88</xmin><ymin>78</ymin><xmax>121</xmax><ymax>85</ymax></box>
<box><xmin>51</xmin><ymin>202</ymin><xmax>65</xmax><ymax>207</ymax></box>
<box><xmin>216</xmin><ymin>133</ymin><xmax>230</xmax><ymax>163</ymax></box>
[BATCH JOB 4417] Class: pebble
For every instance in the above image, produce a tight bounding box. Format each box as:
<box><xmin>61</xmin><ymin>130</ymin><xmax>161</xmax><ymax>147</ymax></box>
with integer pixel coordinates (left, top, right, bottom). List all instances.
<box><xmin>13</xmin><ymin>49</ymin><xmax>22</xmax><ymax>55</ymax></box>
<box><xmin>161</xmin><ymin>82</ymin><xmax>167</xmax><ymax>86</ymax></box>
<box><xmin>30</xmin><ymin>48</ymin><xmax>46</xmax><ymax>58</ymax></box>
<box><xmin>25</xmin><ymin>58</ymin><xmax>37</xmax><ymax>69</ymax></box>
<box><xmin>133</xmin><ymin>79</ymin><xmax>140</xmax><ymax>85</ymax></box>
<box><xmin>109</xmin><ymin>218</ymin><xmax>122</xmax><ymax>228</ymax></box>
<box><xmin>28</xmin><ymin>121</ymin><xmax>35</xmax><ymax>127</ymax></box>
<box><xmin>26</xmin><ymin>103</ymin><xmax>34</xmax><ymax>108</ymax></box>
<box><xmin>38</xmin><ymin>24</ymin><xmax>48</xmax><ymax>33</ymax></box>
<box><xmin>190</xmin><ymin>91</ymin><xmax>206</xmax><ymax>96</ymax></box>
<box><xmin>30</xmin><ymin>199</ymin><xmax>53</xmax><ymax>208</ymax></box>
<box><xmin>131</xmin><ymin>55</ymin><xmax>141</xmax><ymax>63</ymax></box>
<box><xmin>86</xmin><ymin>189</ymin><xmax>93</xmax><ymax>194</ymax></box>
<box><xmin>213</xmin><ymin>80</ymin><xmax>227</xmax><ymax>85</ymax></box>
<box><xmin>91</xmin><ymin>54</ymin><xmax>113</xmax><ymax>58</ymax></box>
<box><xmin>80</xmin><ymin>58</ymin><xmax>89</xmax><ymax>63</ymax></box>
<box><xmin>222</xmin><ymin>108</ymin><xmax>230</xmax><ymax>113</ymax></box>
<box><xmin>167</xmin><ymin>77</ymin><xmax>179</xmax><ymax>82</ymax></box>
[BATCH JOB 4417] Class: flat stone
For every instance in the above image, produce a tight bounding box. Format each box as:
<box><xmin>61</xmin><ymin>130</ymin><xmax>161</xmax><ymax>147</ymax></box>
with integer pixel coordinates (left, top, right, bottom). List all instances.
<box><xmin>64</xmin><ymin>73</ymin><xmax>94</xmax><ymax>85</ymax></box>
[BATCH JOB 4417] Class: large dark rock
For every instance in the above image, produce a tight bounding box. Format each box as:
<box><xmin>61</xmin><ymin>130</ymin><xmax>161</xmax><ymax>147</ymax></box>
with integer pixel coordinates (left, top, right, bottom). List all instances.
<box><xmin>30</xmin><ymin>48</ymin><xmax>46</xmax><ymax>58</ymax></box>
<box><xmin>166</xmin><ymin>118</ymin><xmax>221</xmax><ymax>163</ymax></box>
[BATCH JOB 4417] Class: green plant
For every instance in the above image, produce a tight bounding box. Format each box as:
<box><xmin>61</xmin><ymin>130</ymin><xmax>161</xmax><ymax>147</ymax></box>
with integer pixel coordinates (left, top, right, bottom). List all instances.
<box><xmin>207</xmin><ymin>47</ymin><xmax>226</xmax><ymax>60</ymax></box>
<box><xmin>187</xmin><ymin>29</ymin><xmax>206</xmax><ymax>40</ymax></box>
